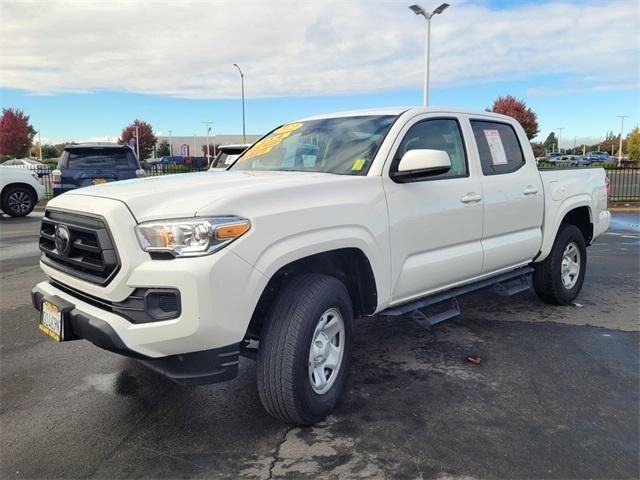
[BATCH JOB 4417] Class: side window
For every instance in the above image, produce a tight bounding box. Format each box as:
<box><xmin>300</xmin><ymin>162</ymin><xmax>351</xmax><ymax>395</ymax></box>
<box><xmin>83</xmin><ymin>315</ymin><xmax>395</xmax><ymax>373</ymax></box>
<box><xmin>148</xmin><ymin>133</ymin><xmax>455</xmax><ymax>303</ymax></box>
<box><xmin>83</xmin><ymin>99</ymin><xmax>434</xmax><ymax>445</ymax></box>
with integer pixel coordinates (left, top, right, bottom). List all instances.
<box><xmin>391</xmin><ymin>118</ymin><xmax>468</xmax><ymax>180</ymax></box>
<box><xmin>470</xmin><ymin>120</ymin><xmax>525</xmax><ymax>175</ymax></box>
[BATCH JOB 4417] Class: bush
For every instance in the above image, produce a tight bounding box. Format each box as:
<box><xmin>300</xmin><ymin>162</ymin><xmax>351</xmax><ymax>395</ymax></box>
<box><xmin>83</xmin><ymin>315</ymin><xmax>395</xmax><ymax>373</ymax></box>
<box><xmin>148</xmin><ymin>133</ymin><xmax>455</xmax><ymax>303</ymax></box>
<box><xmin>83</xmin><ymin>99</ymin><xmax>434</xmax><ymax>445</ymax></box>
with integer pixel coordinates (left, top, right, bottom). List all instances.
<box><xmin>42</xmin><ymin>159</ymin><xmax>59</xmax><ymax>168</ymax></box>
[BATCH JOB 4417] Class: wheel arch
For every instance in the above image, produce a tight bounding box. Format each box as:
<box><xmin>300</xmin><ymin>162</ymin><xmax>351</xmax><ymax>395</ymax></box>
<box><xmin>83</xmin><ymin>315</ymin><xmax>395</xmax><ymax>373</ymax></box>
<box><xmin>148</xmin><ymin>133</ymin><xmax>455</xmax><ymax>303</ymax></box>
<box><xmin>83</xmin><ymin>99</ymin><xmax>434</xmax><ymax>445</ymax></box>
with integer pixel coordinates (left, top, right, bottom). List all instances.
<box><xmin>1</xmin><ymin>182</ymin><xmax>38</xmax><ymax>202</ymax></box>
<box><xmin>537</xmin><ymin>199</ymin><xmax>593</xmax><ymax>262</ymax></box>
<box><xmin>245</xmin><ymin>247</ymin><xmax>378</xmax><ymax>339</ymax></box>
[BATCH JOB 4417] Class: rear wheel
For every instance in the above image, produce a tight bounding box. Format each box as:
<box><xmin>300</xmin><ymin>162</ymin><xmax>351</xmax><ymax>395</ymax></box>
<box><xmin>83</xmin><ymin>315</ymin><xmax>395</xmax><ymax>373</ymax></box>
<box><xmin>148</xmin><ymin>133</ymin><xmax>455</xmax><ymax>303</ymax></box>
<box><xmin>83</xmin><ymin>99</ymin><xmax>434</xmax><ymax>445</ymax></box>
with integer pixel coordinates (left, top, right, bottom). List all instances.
<box><xmin>257</xmin><ymin>274</ymin><xmax>353</xmax><ymax>426</ymax></box>
<box><xmin>533</xmin><ymin>224</ymin><xmax>587</xmax><ymax>305</ymax></box>
<box><xmin>2</xmin><ymin>186</ymin><xmax>36</xmax><ymax>217</ymax></box>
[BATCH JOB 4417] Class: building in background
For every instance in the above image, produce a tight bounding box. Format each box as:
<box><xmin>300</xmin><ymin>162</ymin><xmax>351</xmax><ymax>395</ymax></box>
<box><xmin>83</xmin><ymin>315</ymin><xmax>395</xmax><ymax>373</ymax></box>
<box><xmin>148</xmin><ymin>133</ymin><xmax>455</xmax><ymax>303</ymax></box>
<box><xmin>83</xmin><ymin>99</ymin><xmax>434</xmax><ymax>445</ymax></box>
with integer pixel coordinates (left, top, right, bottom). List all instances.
<box><xmin>155</xmin><ymin>134</ymin><xmax>261</xmax><ymax>158</ymax></box>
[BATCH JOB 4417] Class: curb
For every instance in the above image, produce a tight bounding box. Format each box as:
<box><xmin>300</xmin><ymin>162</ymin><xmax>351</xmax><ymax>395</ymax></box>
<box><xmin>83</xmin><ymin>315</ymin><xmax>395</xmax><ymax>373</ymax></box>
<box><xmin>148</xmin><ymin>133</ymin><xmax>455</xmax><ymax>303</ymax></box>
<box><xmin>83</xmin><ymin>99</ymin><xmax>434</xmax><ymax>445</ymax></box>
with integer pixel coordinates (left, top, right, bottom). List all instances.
<box><xmin>609</xmin><ymin>207</ymin><xmax>640</xmax><ymax>214</ymax></box>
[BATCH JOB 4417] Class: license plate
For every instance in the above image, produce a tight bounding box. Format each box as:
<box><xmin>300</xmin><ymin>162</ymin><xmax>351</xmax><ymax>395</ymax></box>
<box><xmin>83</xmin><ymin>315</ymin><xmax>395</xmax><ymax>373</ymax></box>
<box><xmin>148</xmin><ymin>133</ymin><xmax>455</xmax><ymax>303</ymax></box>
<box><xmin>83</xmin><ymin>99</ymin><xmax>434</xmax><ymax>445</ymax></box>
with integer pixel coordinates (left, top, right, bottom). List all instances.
<box><xmin>92</xmin><ymin>178</ymin><xmax>107</xmax><ymax>185</ymax></box>
<box><xmin>39</xmin><ymin>301</ymin><xmax>62</xmax><ymax>342</ymax></box>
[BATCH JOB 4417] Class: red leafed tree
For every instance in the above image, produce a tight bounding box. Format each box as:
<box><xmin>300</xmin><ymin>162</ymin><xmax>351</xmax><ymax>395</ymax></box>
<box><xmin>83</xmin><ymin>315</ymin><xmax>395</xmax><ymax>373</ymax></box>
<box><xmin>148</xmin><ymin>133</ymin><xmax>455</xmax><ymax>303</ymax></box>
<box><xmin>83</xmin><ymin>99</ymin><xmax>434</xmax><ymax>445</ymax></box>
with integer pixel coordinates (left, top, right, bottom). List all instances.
<box><xmin>118</xmin><ymin>120</ymin><xmax>157</xmax><ymax>160</ymax></box>
<box><xmin>201</xmin><ymin>144</ymin><xmax>221</xmax><ymax>157</ymax></box>
<box><xmin>489</xmin><ymin>95</ymin><xmax>540</xmax><ymax>140</ymax></box>
<box><xmin>0</xmin><ymin>108</ymin><xmax>37</xmax><ymax>157</ymax></box>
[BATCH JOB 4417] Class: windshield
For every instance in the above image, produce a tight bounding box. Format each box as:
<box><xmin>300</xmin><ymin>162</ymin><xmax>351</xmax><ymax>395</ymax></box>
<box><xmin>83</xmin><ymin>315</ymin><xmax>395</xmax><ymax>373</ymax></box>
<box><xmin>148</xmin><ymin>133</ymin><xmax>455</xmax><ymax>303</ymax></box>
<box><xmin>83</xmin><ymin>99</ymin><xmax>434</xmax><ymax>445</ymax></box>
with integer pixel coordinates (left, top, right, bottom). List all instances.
<box><xmin>65</xmin><ymin>148</ymin><xmax>137</xmax><ymax>169</ymax></box>
<box><xmin>230</xmin><ymin>115</ymin><xmax>397</xmax><ymax>175</ymax></box>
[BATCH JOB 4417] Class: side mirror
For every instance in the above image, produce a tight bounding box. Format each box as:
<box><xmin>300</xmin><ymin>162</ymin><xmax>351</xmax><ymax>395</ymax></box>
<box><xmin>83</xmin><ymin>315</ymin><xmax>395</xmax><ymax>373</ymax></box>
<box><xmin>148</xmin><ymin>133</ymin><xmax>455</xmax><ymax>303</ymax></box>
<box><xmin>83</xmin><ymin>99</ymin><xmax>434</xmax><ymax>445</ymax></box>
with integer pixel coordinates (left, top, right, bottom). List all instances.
<box><xmin>392</xmin><ymin>149</ymin><xmax>451</xmax><ymax>181</ymax></box>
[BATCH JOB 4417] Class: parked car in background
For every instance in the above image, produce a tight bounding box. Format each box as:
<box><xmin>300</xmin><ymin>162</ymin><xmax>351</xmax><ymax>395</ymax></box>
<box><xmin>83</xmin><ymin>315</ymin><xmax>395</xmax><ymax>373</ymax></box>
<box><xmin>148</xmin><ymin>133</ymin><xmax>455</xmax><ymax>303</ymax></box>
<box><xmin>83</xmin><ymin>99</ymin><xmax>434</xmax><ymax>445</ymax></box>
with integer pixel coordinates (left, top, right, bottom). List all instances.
<box><xmin>574</xmin><ymin>156</ymin><xmax>592</xmax><ymax>166</ymax></box>
<box><xmin>547</xmin><ymin>154</ymin><xmax>582</xmax><ymax>165</ymax></box>
<box><xmin>209</xmin><ymin>144</ymin><xmax>251</xmax><ymax>169</ymax></box>
<box><xmin>52</xmin><ymin>144</ymin><xmax>145</xmax><ymax>197</ymax></box>
<box><xmin>585</xmin><ymin>151</ymin><xmax>614</xmax><ymax>164</ymax></box>
<box><xmin>0</xmin><ymin>165</ymin><xmax>45</xmax><ymax>216</ymax></box>
<box><xmin>1</xmin><ymin>158</ymin><xmax>51</xmax><ymax>176</ymax></box>
<box><xmin>145</xmin><ymin>156</ymin><xmax>208</xmax><ymax>171</ymax></box>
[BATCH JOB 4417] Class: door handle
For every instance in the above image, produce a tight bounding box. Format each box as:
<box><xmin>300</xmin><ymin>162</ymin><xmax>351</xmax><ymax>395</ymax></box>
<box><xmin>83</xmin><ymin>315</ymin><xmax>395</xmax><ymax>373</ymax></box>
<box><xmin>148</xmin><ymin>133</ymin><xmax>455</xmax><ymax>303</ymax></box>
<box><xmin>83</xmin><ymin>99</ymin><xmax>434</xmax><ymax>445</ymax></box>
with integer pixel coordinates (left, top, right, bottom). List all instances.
<box><xmin>523</xmin><ymin>186</ymin><xmax>539</xmax><ymax>196</ymax></box>
<box><xmin>461</xmin><ymin>193</ymin><xmax>482</xmax><ymax>204</ymax></box>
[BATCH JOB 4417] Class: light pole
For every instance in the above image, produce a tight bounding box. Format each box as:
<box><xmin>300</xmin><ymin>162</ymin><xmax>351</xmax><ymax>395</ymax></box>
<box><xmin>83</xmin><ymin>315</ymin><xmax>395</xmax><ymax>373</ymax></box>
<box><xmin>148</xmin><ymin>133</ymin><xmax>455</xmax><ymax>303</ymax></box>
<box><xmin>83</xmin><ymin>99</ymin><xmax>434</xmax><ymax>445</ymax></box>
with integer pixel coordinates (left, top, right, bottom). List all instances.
<box><xmin>193</xmin><ymin>134</ymin><xmax>197</xmax><ymax>159</ymax></box>
<box><xmin>135</xmin><ymin>125</ymin><xmax>140</xmax><ymax>160</ymax></box>
<box><xmin>617</xmin><ymin>115</ymin><xmax>629</xmax><ymax>166</ymax></box>
<box><xmin>168</xmin><ymin>130</ymin><xmax>173</xmax><ymax>156</ymax></box>
<box><xmin>37</xmin><ymin>130</ymin><xmax>42</xmax><ymax>161</ymax></box>
<box><xmin>409</xmin><ymin>3</ymin><xmax>449</xmax><ymax>106</ymax></box>
<box><xmin>557</xmin><ymin>127</ymin><xmax>565</xmax><ymax>154</ymax></box>
<box><xmin>202</xmin><ymin>121</ymin><xmax>213</xmax><ymax>161</ymax></box>
<box><xmin>233</xmin><ymin>63</ymin><xmax>246</xmax><ymax>143</ymax></box>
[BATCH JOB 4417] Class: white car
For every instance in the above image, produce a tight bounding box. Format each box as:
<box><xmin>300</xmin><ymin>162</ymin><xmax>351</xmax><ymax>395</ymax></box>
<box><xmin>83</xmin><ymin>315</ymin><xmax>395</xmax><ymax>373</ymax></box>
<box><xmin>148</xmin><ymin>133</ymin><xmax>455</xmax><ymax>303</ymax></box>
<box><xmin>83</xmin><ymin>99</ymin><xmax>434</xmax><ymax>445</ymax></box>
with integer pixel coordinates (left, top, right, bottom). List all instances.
<box><xmin>31</xmin><ymin>107</ymin><xmax>609</xmax><ymax>425</ymax></box>
<box><xmin>1</xmin><ymin>158</ymin><xmax>51</xmax><ymax>176</ymax></box>
<box><xmin>1</xmin><ymin>166</ymin><xmax>46</xmax><ymax>216</ymax></box>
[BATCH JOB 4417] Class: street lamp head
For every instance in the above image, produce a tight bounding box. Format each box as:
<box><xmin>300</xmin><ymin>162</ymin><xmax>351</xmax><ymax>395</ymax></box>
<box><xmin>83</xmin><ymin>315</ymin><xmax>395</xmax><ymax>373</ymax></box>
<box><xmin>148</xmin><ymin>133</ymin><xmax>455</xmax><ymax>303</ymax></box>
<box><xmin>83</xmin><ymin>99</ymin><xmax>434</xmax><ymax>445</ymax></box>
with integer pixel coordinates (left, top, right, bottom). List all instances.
<box><xmin>409</xmin><ymin>4</ymin><xmax>427</xmax><ymax>16</ymax></box>
<box><xmin>433</xmin><ymin>3</ymin><xmax>449</xmax><ymax>15</ymax></box>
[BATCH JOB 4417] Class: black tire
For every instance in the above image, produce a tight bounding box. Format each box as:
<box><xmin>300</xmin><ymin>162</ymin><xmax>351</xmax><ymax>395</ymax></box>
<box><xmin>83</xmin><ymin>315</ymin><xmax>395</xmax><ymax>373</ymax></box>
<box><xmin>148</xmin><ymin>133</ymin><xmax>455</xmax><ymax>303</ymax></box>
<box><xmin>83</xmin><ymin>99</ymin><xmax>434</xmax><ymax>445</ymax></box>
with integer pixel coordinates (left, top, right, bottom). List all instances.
<box><xmin>257</xmin><ymin>274</ymin><xmax>353</xmax><ymax>426</ymax></box>
<box><xmin>1</xmin><ymin>186</ymin><xmax>36</xmax><ymax>217</ymax></box>
<box><xmin>533</xmin><ymin>224</ymin><xmax>587</xmax><ymax>305</ymax></box>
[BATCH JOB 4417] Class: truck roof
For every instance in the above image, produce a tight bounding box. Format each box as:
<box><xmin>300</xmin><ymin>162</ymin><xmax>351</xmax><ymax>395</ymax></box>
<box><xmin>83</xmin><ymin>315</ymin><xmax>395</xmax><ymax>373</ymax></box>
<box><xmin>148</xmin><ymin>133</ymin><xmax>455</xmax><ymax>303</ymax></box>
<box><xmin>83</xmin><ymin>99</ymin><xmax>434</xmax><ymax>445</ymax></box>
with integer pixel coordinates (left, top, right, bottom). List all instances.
<box><xmin>296</xmin><ymin>107</ymin><xmax>514</xmax><ymax>123</ymax></box>
<box><xmin>64</xmin><ymin>143</ymin><xmax>131</xmax><ymax>150</ymax></box>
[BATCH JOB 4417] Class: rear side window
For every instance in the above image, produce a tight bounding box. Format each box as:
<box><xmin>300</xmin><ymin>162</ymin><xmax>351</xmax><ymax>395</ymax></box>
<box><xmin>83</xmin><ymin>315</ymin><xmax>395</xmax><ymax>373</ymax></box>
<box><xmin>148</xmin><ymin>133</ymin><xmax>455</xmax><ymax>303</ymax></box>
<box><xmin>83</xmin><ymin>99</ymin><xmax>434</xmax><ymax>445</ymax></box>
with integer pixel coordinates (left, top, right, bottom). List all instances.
<box><xmin>212</xmin><ymin>150</ymin><xmax>244</xmax><ymax>168</ymax></box>
<box><xmin>64</xmin><ymin>148</ymin><xmax>137</xmax><ymax>169</ymax></box>
<box><xmin>470</xmin><ymin>121</ymin><xmax>524</xmax><ymax>175</ymax></box>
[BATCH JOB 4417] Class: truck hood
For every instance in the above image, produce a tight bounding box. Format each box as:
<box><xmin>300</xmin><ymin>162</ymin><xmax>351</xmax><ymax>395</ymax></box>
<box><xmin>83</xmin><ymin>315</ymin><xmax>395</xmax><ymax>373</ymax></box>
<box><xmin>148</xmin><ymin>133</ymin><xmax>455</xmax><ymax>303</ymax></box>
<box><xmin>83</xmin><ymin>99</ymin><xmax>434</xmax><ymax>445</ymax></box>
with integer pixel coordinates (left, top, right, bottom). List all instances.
<box><xmin>61</xmin><ymin>170</ymin><xmax>361</xmax><ymax>222</ymax></box>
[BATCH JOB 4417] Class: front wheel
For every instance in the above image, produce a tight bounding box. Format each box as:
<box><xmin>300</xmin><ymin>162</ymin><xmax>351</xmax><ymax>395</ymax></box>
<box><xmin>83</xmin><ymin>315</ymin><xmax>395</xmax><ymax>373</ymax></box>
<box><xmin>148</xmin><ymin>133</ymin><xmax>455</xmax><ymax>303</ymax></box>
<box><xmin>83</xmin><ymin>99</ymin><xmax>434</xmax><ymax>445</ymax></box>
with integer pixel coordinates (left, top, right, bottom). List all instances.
<box><xmin>2</xmin><ymin>186</ymin><xmax>36</xmax><ymax>217</ymax></box>
<box><xmin>257</xmin><ymin>274</ymin><xmax>353</xmax><ymax>426</ymax></box>
<box><xmin>533</xmin><ymin>224</ymin><xmax>587</xmax><ymax>305</ymax></box>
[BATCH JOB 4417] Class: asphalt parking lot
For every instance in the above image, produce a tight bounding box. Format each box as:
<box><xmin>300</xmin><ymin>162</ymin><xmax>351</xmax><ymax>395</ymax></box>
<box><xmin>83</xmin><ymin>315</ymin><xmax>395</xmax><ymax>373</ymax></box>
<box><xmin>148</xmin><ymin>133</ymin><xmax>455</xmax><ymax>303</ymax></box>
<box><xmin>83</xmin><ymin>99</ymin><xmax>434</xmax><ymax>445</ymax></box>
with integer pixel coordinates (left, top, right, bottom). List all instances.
<box><xmin>1</xmin><ymin>213</ymin><xmax>638</xmax><ymax>479</ymax></box>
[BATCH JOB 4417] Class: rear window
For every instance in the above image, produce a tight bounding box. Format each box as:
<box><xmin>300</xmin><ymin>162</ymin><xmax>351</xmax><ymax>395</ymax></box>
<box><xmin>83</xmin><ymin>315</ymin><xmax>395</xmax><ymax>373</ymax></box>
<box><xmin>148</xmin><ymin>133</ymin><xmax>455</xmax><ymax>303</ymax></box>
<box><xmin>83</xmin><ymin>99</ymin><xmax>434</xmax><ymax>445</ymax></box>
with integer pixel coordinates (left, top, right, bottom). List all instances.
<box><xmin>470</xmin><ymin>121</ymin><xmax>525</xmax><ymax>175</ymax></box>
<box><xmin>64</xmin><ymin>148</ymin><xmax>137</xmax><ymax>169</ymax></box>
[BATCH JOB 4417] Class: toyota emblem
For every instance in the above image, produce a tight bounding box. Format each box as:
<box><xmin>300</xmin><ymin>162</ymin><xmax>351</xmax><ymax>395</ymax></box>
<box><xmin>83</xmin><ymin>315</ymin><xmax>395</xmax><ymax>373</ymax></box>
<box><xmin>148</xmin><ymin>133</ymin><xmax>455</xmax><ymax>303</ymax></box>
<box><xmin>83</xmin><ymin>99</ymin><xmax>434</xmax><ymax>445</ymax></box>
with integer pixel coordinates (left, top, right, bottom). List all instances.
<box><xmin>55</xmin><ymin>225</ymin><xmax>71</xmax><ymax>256</ymax></box>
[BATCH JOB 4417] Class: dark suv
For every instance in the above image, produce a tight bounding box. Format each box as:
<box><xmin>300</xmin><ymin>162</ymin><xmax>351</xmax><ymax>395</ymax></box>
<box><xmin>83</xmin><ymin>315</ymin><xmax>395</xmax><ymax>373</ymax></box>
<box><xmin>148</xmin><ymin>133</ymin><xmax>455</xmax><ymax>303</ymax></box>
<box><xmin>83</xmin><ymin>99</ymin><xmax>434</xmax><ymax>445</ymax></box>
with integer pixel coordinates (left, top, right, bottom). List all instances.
<box><xmin>52</xmin><ymin>144</ymin><xmax>144</xmax><ymax>196</ymax></box>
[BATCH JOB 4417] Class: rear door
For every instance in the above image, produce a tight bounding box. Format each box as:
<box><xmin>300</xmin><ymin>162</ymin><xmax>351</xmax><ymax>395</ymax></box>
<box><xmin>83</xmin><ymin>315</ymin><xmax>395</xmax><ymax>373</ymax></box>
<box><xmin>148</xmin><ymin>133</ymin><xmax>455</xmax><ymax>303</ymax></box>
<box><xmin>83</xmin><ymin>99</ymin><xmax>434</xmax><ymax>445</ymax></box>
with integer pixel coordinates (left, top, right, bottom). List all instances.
<box><xmin>469</xmin><ymin>118</ymin><xmax>543</xmax><ymax>274</ymax></box>
<box><xmin>62</xmin><ymin>148</ymin><xmax>138</xmax><ymax>190</ymax></box>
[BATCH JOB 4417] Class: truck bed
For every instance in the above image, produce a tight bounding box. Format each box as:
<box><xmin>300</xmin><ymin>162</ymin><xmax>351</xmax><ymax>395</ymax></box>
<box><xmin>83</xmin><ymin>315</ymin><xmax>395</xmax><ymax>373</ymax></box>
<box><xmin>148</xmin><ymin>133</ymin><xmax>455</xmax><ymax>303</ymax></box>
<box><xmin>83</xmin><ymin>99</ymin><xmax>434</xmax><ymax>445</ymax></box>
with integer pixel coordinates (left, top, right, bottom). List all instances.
<box><xmin>538</xmin><ymin>167</ymin><xmax>610</xmax><ymax>260</ymax></box>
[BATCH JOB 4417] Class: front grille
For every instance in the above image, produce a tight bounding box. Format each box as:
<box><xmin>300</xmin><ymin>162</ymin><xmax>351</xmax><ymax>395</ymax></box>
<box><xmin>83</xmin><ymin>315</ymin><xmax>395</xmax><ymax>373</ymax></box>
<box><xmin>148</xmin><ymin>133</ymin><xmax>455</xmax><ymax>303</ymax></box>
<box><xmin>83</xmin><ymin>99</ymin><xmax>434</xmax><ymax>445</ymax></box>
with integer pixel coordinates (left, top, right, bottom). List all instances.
<box><xmin>39</xmin><ymin>210</ymin><xmax>120</xmax><ymax>285</ymax></box>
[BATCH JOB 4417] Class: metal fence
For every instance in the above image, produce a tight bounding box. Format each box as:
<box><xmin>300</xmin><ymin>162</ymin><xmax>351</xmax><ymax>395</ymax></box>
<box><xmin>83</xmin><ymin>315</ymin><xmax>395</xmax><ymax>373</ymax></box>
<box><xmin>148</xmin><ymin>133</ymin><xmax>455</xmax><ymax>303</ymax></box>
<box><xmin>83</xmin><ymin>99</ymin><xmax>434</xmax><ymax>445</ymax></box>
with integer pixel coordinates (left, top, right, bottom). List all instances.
<box><xmin>538</xmin><ymin>163</ymin><xmax>640</xmax><ymax>202</ymax></box>
<box><xmin>33</xmin><ymin>163</ymin><xmax>640</xmax><ymax>202</ymax></box>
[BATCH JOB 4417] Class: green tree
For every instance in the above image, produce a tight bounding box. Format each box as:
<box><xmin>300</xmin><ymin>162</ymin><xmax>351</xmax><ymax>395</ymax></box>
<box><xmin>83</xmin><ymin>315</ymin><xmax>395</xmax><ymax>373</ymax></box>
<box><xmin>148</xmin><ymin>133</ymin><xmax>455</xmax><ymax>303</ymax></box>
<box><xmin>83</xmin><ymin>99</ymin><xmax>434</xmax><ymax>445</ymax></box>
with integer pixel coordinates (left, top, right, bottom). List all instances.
<box><xmin>543</xmin><ymin>132</ymin><xmax>557</xmax><ymax>152</ymax></box>
<box><xmin>41</xmin><ymin>144</ymin><xmax>59</xmax><ymax>159</ymax></box>
<box><xmin>627</xmin><ymin>127</ymin><xmax>640</xmax><ymax>161</ymax></box>
<box><xmin>156</xmin><ymin>140</ymin><xmax>170</xmax><ymax>157</ymax></box>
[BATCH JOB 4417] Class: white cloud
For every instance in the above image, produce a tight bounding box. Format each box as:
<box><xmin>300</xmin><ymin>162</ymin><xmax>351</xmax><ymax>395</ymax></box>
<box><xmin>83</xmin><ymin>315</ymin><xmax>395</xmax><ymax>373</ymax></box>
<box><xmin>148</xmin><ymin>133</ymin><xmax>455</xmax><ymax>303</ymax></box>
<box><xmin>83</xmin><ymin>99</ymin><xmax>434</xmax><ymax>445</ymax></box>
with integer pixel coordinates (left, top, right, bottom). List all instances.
<box><xmin>1</xmin><ymin>0</ymin><xmax>638</xmax><ymax>99</ymax></box>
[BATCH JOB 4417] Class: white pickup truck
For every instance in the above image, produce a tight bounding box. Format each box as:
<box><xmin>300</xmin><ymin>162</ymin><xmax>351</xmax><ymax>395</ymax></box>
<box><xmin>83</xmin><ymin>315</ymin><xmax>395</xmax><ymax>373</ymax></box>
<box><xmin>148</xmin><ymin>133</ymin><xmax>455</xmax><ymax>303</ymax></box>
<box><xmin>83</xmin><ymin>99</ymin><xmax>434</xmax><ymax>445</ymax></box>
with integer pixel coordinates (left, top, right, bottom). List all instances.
<box><xmin>32</xmin><ymin>107</ymin><xmax>609</xmax><ymax>425</ymax></box>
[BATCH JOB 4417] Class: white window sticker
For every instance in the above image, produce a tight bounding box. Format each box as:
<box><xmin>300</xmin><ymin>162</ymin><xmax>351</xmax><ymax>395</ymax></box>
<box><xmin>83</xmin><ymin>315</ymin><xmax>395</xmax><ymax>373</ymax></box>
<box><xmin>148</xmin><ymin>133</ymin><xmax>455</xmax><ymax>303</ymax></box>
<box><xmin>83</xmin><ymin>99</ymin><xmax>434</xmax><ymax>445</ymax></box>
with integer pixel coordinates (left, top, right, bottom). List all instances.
<box><xmin>483</xmin><ymin>129</ymin><xmax>508</xmax><ymax>165</ymax></box>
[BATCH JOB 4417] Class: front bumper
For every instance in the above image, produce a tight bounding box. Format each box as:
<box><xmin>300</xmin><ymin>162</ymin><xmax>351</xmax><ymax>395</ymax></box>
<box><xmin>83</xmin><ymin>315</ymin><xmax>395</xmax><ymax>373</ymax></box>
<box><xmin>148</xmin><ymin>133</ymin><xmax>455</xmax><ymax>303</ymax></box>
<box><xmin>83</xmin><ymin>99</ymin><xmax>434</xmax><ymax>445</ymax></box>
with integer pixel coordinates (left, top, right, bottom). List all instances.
<box><xmin>32</xmin><ymin>286</ymin><xmax>240</xmax><ymax>385</ymax></box>
<box><xmin>38</xmin><ymin>195</ymin><xmax>269</xmax><ymax>360</ymax></box>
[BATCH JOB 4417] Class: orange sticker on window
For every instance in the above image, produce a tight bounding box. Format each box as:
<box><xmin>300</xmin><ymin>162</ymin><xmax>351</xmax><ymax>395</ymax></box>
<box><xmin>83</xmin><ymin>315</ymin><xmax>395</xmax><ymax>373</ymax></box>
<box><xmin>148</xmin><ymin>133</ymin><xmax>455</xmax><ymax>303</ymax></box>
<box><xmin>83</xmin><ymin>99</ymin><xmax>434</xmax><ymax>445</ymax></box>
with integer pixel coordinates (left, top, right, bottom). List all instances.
<box><xmin>274</xmin><ymin>122</ymin><xmax>303</xmax><ymax>134</ymax></box>
<box><xmin>241</xmin><ymin>145</ymin><xmax>273</xmax><ymax>161</ymax></box>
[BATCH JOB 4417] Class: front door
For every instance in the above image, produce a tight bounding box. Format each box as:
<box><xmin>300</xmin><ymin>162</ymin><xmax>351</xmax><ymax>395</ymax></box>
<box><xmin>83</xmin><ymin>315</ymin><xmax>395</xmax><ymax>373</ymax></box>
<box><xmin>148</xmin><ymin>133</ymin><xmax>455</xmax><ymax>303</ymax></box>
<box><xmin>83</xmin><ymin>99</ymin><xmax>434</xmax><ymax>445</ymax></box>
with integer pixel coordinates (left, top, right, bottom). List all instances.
<box><xmin>383</xmin><ymin>116</ymin><xmax>484</xmax><ymax>305</ymax></box>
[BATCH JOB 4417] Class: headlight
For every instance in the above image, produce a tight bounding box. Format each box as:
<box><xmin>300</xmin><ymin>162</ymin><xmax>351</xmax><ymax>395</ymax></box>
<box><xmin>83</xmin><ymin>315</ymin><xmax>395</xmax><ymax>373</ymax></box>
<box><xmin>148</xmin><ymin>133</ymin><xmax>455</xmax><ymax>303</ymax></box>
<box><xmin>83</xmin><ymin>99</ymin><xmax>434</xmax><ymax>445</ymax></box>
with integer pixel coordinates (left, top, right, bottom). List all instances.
<box><xmin>135</xmin><ymin>216</ymin><xmax>250</xmax><ymax>257</ymax></box>
<box><xmin>31</xmin><ymin>173</ymin><xmax>39</xmax><ymax>180</ymax></box>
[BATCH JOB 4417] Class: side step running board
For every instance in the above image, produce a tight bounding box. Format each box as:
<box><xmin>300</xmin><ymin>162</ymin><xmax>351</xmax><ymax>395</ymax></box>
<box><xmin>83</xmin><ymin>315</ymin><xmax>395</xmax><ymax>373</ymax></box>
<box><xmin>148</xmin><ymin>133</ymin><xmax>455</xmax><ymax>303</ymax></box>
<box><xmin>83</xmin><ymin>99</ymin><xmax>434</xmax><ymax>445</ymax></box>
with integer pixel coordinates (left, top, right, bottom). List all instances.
<box><xmin>381</xmin><ymin>266</ymin><xmax>533</xmax><ymax>327</ymax></box>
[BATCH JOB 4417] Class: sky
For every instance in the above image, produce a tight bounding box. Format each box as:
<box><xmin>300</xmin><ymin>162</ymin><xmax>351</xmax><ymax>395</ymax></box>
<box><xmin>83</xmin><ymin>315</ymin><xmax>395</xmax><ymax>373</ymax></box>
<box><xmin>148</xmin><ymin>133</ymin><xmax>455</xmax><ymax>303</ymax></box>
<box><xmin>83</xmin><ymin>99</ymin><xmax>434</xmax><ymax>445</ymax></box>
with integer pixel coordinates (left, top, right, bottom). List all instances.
<box><xmin>1</xmin><ymin>0</ymin><xmax>639</xmax><ymax>148</ymax></box>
